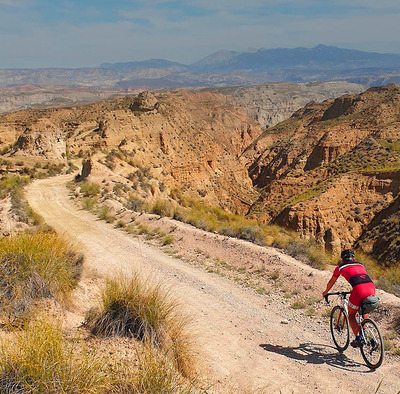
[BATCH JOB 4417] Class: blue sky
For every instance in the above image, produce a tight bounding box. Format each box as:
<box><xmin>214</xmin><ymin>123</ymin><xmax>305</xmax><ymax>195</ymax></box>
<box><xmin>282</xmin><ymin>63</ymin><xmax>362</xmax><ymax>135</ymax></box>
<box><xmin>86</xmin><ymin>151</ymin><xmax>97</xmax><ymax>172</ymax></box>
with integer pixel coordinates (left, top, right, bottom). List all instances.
<box><xmin>1</xmin><ymin>0</ymin><xmax>400</xmax><ymax>68</ymax></box>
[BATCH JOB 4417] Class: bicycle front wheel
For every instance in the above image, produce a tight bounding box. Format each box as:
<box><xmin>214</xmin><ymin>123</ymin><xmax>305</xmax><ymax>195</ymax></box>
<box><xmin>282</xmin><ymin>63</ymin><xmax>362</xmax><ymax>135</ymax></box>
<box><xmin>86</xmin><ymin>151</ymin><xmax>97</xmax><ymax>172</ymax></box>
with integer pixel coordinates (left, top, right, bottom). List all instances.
<box><xmin>330</xmin><ymin>306</ymin><xmax>350</xmax><ymax>351</ymax></box>
<box><xmin>360</xmin><ymin>318</ymin><xmax>384</xmax><ymax>369</ymax></box>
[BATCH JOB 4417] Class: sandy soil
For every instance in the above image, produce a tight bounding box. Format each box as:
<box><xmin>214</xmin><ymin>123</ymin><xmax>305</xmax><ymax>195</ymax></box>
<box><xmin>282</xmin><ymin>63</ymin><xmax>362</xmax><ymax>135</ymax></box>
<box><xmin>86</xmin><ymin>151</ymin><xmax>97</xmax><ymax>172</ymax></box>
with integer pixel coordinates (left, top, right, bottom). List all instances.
<box><xmin>26</xmin><ymin>175</ymin><xmax>400</xmax><ymax>394</ymax></box>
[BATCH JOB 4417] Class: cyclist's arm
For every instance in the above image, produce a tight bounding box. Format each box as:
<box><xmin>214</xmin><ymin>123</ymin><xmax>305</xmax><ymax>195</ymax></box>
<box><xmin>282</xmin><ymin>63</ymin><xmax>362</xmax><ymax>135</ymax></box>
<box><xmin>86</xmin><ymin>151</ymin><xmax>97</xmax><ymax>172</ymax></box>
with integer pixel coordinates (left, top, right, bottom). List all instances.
<box><xmin>322</xmin><ymin>274</ymin><xmax>338</xmax><ymax>298</ymax></box>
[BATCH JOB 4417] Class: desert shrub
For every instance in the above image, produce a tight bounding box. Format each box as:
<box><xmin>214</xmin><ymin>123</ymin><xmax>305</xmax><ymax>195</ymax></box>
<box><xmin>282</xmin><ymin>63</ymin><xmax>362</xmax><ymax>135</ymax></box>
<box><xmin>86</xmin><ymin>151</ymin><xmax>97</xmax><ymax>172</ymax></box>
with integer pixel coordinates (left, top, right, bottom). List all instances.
<box><xmin>219</xmin><ymin>226</ymin><xmax>237</xmax><ymax>237</ymax></box>
<box><xmin>97</xmin><ymin>205</ymin><xmax>115</xmax><ymax>223</ymax></box>
<box><xmin>237</xmin><ymin>226</ymin><xmax>265</xmax><ymax>245</ymax></box>
<box><xmin>0</xmin><ymin>318</ymin><xmax>199</xmax><ymax>393</ymax></box>
<box><xmin>66</xmin><ymin>161</ymin><xmax>79</xmax><ymax>174</ymax></box>
<box><xmin>81</xmin><ymin>196</ymin><xmax>97</xmax><ymax>211</ymax></box>
<box><xmin>79</xmin><ymin>181</ymin><xmax>100</xmax><ymax>197</ymax></box>
<box><xmin>150</xmin><ymin>199</ymin><xmax>176</xmax><ymax>217</ymax></box>
<box><xmin>284</xmin><ymin>239</ymin><xmax>308</xmax><ymax>261</ymax></box>
<box><xmin>284</xmin><ymin>239</ymin><xmax>330</xmax><ymax>269</ymax></box>
<box><xmin>46</xmin><ymin>163</ymin><xmax>64</xmax><ymax>176</ymax></box>
<box><xmin>85</xmin><ymin>274</ymin><xmax>196</xmax><ymax>378</ymax></box>
<box><xmin>0</xmin><ymin>231</ymin><xmax>83</xmax><ymax>322</ymax></box>
<box><xmin>376</xmin><ymin>266</ymin><xmax>400</xmax><ymax>297</ymax></box>
<box><xmin>306</xmin><ymin>245</ymin><xmax>328</xmax><ymax>269</ymax></box>
<box><xmin>161</xmin><ymin>234</ymin><xmax>175</xmax><ymax>246</ymax></box>
<box><xmin>113</xmin><ymin>182</ymin><xmax>129</xmax><ymax>196</ymax></box>
<box><xmin>115</xmin><ymin>220</ymin><xmax>126</xmax><ymax>229</ymax></box>
<box><xmin>126</xmin><ymin>197</ymin><xmax>145</xmax><ymax>212</ymax></box>
<box><xmin>128</xmin><ymin>343</ymin><xmax>201</xmax><ymax>394</ymax></box>
<box><xmin>291</xmin><ymin>301</ymin><xmax>306</xmax><ymax>309</ymax></box>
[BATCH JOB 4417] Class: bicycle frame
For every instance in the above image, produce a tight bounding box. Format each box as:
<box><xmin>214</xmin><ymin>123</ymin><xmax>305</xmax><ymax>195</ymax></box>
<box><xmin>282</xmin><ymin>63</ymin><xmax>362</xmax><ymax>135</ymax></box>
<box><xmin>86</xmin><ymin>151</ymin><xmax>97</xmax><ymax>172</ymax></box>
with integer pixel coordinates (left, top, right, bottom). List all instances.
<box><xmin>326</xmin><ymin>292</ymin><xmax>381</xmax><ymax>347</ymax></box>
<box><xmin>325</xmin><ymin>291</ymin><xmax>384</xmax><ymax>368</ymax></box>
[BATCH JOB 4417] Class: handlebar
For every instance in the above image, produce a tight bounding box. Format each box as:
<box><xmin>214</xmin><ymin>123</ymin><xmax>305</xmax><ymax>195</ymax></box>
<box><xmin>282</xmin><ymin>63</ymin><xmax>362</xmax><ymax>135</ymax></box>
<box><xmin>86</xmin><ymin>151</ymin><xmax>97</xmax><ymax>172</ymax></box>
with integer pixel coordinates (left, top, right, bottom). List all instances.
<box><xmin>324</xmin><ymin>291</ymin><xmax>351</xmax><ymax>304</ymax></box>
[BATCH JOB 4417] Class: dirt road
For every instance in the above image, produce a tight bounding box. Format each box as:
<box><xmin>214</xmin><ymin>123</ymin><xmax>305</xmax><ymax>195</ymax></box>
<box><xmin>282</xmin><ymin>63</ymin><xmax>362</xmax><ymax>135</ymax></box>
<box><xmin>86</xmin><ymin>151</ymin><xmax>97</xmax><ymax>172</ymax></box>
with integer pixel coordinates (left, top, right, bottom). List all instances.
<box><xmin>26</xmin><ymin>176</ymin><xmax>400</xmax><ymax>394</ymax></box>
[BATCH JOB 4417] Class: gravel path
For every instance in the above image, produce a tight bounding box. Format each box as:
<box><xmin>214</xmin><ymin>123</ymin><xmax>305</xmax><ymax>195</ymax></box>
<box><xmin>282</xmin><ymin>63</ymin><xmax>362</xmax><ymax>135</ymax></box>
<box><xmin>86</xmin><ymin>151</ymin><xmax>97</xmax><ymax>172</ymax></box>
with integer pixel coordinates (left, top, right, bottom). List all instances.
<box><xmin>26</xmin><ymin>175</ymin><xmax>400</xmax><ymax>394</ymax></box>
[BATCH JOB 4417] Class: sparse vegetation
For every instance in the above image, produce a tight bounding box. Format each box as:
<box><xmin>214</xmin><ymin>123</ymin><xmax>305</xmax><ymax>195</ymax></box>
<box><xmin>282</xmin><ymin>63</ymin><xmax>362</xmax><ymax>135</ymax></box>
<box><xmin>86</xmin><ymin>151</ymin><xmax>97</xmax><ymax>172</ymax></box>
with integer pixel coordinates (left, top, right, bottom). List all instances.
<box><xmin>0</xmin><ymin>175</ymin><xmax>30</xmax><ymax>200</ymax></box>
<box><xmin>170</xmin><ymin>197</ymin><xmax>331</xmax><ymax>269</ymax></box>
<box><xmin>291</xmin><ymin>301</ymin><xmax>306</xmax><ymax>309</ymax></box>
<box><xmin>10</xmin><ymin>180</ymin><xmax>43</xmax><ymax>225</ymax></box>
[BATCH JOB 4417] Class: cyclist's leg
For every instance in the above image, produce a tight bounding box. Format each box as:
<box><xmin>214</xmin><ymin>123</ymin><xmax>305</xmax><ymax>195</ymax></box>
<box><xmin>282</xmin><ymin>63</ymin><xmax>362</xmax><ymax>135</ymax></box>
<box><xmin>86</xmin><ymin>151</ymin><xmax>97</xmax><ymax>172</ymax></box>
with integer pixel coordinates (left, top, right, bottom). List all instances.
<box><xmin>348</xmin><ymin>291</ymin><xmax>362</xmax><ymax>336</ymax></box>
<box><xmin>348</xmin><ymin>304</ymin><xmax>360</xmax><ymax>336</ymax></box>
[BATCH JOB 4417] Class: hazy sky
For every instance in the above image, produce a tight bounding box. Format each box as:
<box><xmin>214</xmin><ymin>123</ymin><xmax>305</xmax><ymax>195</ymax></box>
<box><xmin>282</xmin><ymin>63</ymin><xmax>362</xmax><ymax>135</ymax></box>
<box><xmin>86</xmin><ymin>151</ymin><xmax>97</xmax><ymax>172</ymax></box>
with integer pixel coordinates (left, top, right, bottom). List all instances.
<box><xmin>1</xmin><ymin>0</ymin><xmax>400</xmax><ymax>68</ymax></box>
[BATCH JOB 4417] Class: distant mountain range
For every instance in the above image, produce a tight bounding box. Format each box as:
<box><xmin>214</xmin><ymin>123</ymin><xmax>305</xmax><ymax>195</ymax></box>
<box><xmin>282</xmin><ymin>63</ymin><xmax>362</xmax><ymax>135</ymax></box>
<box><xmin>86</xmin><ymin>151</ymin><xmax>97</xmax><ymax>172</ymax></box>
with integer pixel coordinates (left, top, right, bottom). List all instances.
<box><xmin>1</xmin><ymin>45</ymin><xmax>400</xmax><ymax>88</ymax></box>
<box><xmin>101</xmin><ymin>45</ymin><xmax>400</xmax><ymax>72</ymax></box>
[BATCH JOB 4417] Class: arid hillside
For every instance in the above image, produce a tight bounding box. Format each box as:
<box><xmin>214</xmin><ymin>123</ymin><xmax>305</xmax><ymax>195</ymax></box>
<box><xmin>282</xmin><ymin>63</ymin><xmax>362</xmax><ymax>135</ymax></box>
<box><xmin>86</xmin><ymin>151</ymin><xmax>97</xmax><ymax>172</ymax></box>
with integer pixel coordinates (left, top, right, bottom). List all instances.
<box><xmin>0</xmin><ymin>90</ymin><xmax>262</xmax><ymax>213</ymax></box>
<box><xmin>244</xmin><ymin>84</ymin><xmax>400</xmax><ymax>263</ymax></box>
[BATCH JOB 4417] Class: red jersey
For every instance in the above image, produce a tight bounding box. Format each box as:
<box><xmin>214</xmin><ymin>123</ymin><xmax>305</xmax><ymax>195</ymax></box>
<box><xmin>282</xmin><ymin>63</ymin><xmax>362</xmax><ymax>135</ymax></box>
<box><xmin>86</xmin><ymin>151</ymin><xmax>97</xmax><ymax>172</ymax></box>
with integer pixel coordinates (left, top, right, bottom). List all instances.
<box><xmin>333</xmin><ymin>262</ymin><xmax>373</xmax><ymax>287</ymax></box>
<box><xmin>333</xmin><ymin>262</ymin><xmax>375</xmax><ymax>308</ymax></box>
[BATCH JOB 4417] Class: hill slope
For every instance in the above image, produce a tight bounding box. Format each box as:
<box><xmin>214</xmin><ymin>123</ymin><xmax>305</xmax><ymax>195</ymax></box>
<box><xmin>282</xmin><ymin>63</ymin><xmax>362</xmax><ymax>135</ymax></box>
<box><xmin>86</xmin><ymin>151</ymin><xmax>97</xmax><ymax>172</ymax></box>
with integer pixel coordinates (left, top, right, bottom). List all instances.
<box><xmin>244</xmin><ymin>84</ymin><xmax>400</xmax><ymax>262</ymax></box>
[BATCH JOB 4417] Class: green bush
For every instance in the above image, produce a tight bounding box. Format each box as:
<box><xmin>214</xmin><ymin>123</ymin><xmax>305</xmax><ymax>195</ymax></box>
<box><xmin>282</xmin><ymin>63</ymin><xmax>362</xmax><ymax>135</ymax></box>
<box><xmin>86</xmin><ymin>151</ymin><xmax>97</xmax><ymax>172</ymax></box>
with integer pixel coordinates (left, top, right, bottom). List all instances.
<box><xmin>161</xmin><ymin>234</ymin><xmax>175</xmax><ymax>246</ymax></box>
<box><xmin>0</xmin><ymin>175</ymin><xmax>29</xmax><ymax>200</ymax></box>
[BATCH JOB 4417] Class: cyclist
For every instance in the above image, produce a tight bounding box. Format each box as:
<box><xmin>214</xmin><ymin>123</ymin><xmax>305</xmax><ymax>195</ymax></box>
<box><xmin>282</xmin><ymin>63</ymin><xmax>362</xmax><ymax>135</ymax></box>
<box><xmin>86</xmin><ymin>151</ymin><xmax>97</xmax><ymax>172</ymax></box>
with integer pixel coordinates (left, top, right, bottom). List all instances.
<box><xmin>322</xmin><ymin>249</ymin><xmax>376</xmax><ymax>348</ymax></box>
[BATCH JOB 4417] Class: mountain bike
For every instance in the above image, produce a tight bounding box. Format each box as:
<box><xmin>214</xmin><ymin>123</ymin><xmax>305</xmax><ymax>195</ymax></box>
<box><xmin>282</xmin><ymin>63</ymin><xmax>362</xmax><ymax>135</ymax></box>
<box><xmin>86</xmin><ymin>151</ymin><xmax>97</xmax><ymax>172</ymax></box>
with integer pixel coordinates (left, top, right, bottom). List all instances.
<box><xmin>325</xmin><ymin>291</ymin><xmax>384</xmax><ymax>369</ymax></box>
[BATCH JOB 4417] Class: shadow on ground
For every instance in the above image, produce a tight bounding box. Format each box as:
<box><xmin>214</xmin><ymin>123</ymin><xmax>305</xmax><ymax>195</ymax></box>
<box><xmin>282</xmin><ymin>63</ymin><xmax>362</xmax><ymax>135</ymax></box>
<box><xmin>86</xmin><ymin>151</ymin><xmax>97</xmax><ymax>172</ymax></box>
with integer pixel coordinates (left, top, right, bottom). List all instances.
<box><xmin>260</xmin><ymin>342</ymin><xmax>374</xmax><ymax>373</ymax></box>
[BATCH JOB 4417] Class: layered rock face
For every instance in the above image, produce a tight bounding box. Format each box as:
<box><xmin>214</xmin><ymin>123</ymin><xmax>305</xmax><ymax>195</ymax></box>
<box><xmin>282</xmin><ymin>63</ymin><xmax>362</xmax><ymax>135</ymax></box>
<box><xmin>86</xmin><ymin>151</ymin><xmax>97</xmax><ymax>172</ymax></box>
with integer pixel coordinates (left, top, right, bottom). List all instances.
<box><xmin>244</xmin><ymin>84</ymin><xmax>400</xmax><ymax>260</ymax></box>
<box><xmin>214</xmin><ymin>81</ymin><xmax>366</xmax><ymax>128</ymax></box>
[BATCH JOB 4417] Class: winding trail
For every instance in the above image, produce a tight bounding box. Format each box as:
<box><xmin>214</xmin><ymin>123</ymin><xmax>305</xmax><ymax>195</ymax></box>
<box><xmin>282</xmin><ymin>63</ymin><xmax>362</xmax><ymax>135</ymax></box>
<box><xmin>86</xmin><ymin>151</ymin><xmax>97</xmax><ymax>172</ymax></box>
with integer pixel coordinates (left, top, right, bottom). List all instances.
<box><xmin>26</xmin><ymin>176</ymin><xmax>400</xmax><ymax>394</ymax></box>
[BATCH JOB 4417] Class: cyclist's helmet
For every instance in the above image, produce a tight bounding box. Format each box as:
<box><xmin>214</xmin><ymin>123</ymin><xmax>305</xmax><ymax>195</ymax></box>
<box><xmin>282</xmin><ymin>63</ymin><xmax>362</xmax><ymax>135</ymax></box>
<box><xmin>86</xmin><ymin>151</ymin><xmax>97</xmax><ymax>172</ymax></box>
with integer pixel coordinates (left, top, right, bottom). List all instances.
<box><xmin>341</xmin><ymin>249</ymin><xmax>355</xmax><ymax>262</ymax></box>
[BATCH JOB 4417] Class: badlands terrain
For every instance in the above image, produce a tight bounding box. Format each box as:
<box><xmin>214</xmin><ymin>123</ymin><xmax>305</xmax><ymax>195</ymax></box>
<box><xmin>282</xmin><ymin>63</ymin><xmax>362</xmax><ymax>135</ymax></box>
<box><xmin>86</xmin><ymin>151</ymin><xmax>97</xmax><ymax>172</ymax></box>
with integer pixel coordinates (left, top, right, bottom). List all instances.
<box><xmin>1</xmin><ymin>84</ymin><xmax>400</xmax><ymax>261</ymax></box>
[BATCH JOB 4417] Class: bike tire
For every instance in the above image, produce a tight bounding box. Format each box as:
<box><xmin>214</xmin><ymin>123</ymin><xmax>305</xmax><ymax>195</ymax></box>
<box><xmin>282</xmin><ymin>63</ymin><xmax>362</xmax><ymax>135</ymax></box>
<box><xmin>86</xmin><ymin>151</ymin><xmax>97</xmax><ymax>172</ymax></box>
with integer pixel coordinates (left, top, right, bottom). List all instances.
<box><xmin>360</xmin><ymin>318</ymin><xmax>384</xmax><ymax>369</ymax></box>
<box><xmin>330</xmin><ymin>306</ymin><xmax>350</xmax><ymax>351</ymax></box>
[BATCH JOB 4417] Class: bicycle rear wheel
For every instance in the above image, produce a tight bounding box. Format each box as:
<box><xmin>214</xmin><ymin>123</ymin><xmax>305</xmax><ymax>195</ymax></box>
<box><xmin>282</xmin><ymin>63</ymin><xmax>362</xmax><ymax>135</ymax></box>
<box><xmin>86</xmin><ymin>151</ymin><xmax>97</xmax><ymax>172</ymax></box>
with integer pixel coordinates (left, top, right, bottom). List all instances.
<box><xmin>330</xmin><ymin>306</ymin><xmax>350</xmax><ymax>351</ymax></box>
<box><xmin>360</xmin><ymin>318</ymin><xmax>384</xmax><ymax>369</ymax></box>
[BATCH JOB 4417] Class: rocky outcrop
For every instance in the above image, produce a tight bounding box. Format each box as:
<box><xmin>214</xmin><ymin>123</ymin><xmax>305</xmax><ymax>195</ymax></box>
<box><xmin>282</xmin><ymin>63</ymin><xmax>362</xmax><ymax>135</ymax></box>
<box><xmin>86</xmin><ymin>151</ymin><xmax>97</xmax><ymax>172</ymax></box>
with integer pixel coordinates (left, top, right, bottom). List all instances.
<box><xmin>11</xmin><ymin>119</ymin><xmax>66</xmax><ymax>160</ymax></box>
<box><xmin>75</xmin><ymin>159</ymin><xmax>92</xmax><ymax>182</ymax></box>
<box><xmin>129</xmin><ymin>91</ymin><xmax>158</xmax><ymax>112</ymax></box>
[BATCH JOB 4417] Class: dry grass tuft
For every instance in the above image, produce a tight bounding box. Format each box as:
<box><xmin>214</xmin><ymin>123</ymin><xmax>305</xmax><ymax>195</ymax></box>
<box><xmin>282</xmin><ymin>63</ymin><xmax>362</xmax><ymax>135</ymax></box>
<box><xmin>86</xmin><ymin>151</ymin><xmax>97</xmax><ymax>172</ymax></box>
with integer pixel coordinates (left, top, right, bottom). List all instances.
<box><xmin>85</xmin><ymin>273</ymin><xmax>197</xmax><ymax>378</ymax></box>
<box><xmin>0</xmin><ymin>231</ymin><xmax>83</xmax><ymax>323</ymax></box>
<box><xmin>0</xmin><ymin>317</ymin><xmax>203</xmax><ymax>393</ymax></box>
<box><xmin>0</xmin><ymin>317</ymin><xmax>108</xmax><ymax>393</ymax></box>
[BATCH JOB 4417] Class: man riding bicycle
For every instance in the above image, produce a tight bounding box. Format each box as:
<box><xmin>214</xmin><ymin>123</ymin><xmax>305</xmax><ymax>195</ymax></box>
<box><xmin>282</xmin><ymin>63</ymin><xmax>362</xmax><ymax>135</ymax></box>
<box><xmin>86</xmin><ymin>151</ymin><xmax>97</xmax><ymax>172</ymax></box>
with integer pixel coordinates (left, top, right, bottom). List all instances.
<box><xmin>322</xmin><ymin>249</ymin><xmax>377</xmax><ymax>348</ymax></box>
